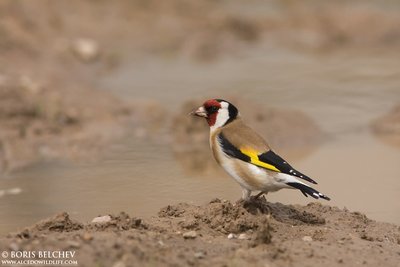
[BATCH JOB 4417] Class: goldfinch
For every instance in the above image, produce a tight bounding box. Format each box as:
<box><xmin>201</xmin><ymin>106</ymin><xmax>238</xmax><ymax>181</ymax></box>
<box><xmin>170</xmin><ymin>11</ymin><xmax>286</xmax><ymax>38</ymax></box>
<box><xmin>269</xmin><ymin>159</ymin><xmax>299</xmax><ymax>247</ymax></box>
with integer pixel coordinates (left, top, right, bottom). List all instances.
<box><xmin>191</xmin><ymin>99</ymin><xmax>330</xmax><ymax>201</ymax></box>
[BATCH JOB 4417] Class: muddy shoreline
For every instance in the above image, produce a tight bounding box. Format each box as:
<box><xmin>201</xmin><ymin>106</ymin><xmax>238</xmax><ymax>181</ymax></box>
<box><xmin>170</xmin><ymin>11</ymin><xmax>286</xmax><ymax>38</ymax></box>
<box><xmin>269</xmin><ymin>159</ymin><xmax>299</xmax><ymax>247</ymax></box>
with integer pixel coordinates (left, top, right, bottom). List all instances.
<box><xmin>1</xmin><ymin>198</ymin><xmax>399</xmax><ymax>267</ymax></box>
<box><xmin>1</xmin><ymin>1</ymin><xmax>400</xmax><ymax>266</ymax></box>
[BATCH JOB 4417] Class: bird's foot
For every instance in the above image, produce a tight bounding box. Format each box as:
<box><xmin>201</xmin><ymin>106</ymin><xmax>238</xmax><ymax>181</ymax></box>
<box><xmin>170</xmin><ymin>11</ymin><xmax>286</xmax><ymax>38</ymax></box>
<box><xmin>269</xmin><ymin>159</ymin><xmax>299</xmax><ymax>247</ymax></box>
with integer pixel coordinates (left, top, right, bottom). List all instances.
<box><xmin>253</xmin><ymin>191</ymin><xmax>266</xmax><ymax>199</ymax></box>
<box><xmin>244</xmin><ymin>198</ymin><xmax>271</xmax><ymax>215</ymax></box>
<box><xmin>235</xmin><ymin>191</ymin><xmax>268</xmax><ymax>208</ymax></box>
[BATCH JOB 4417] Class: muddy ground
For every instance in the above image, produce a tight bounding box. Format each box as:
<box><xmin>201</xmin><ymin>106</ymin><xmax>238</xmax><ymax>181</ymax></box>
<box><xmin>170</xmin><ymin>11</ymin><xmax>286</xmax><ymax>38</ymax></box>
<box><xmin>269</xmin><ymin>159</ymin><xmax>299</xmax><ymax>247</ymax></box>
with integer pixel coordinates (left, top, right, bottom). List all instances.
<box><xmin>1</xmin><ymin>1</ymin><xmax>400</xmax><ymax>266</ymax></box>
<box><xmin>0</xmin><ymin>198</ymin><xmax>399</xmax><ymax>267</ymax></box>
<box><xmin>1</xmin><ymin>0</ymin><xmax>400</xmax><ymax>172</ymax></box>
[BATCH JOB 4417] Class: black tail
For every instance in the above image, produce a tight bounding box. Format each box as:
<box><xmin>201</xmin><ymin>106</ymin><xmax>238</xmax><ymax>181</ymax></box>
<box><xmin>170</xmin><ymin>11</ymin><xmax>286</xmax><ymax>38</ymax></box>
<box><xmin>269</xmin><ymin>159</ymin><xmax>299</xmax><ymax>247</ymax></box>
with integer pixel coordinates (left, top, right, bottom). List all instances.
<box><xmin>287</xmin><ymin>182</ymin><xmax>330</xmax><ymax>201</ymax></box>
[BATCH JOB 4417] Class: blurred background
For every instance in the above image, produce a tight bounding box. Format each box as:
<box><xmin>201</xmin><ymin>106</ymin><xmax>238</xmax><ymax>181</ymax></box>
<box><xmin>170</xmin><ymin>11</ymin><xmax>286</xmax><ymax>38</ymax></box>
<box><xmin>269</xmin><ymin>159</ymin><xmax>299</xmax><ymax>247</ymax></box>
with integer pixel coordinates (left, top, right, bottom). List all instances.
<box><xmin>0</xmin><ymin>0</ymin><xmax>399</xmax><ymax>234</ymax></box>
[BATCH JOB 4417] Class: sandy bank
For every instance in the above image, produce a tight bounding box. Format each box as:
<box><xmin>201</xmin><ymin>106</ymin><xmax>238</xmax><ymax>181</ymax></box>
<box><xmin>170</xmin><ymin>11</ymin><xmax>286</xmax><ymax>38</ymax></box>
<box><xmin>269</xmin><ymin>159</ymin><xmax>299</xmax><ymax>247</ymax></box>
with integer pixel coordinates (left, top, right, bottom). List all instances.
<box><xmin>1</xmin><ymin>198</ymin><xmax>399</xmax><ymax>267</ymax></box>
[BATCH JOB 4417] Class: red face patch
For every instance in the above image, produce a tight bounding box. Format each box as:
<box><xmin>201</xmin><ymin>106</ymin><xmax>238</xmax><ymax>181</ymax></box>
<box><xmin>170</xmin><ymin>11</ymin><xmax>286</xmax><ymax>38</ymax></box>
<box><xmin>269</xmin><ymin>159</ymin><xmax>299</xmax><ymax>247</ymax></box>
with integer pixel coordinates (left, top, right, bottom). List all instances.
<box><xmin>203</xmin><ymin>99</ymin><xmax>221</xmax><ymax>109</ymax></box>
<box><xmin>203</xmin><ymin>99</ymin><xmax>221</xmax><ymax>127</ymax></box>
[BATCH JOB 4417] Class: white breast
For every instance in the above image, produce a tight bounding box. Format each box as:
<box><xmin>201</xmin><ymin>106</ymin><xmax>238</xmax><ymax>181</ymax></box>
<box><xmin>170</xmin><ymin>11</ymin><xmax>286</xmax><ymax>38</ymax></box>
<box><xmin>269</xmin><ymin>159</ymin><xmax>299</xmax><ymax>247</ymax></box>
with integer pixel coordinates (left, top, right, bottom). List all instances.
<box><xmin>221</xmin><ymin>155</ymin><xmax>259</xmax><ymax>191</ymax></box>
<box><xmin>211</xmin><ymin>135</ymin><xmax>291</xmax><ymax>192</ymax></box>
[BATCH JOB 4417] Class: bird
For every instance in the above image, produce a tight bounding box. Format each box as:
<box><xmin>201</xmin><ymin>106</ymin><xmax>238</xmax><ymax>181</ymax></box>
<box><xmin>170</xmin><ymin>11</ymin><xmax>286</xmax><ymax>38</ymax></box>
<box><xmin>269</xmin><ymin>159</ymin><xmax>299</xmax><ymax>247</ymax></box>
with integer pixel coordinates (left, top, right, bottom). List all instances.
<box><xmin>190</xmin><ymin>98</ymin><xmax>330</xmax><ymax>201</ymax></box>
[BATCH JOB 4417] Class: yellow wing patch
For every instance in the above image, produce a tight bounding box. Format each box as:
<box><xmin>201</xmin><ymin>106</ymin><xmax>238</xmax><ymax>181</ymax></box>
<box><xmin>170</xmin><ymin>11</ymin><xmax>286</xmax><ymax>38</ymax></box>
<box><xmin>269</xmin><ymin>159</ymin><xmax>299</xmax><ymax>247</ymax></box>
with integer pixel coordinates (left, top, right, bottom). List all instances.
<box><xmin>240</xmin><ymin>148</ymin><xmax>281</xmax><ymax>172</ymax></box>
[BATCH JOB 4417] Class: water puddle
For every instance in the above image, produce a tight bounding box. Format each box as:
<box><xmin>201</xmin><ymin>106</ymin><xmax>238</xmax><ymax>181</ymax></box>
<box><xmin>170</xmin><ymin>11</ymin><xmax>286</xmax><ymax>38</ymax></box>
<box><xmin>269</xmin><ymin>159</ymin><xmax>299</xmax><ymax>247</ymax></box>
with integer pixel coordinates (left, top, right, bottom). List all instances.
<box><xmin>1</xmin><ymin>48</ymin><xmax>399</xmax><ymax>234</ymax></box>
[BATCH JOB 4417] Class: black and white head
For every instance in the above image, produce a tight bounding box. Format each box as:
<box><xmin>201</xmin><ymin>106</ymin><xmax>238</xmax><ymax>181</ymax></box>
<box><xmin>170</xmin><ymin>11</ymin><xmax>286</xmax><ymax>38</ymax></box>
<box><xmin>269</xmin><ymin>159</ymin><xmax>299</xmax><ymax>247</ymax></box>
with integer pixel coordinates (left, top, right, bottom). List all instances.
<box><xmin>191</xmin><ymin>99</ymin><xmax>239</xmax><ymax>131</ymax></box>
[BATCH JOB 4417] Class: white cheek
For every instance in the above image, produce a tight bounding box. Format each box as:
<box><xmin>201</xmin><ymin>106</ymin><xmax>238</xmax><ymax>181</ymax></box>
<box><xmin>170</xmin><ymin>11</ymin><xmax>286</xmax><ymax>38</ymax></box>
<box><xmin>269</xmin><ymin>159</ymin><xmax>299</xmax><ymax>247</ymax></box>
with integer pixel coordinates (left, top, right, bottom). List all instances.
<box><xmin>210</xmin><ymin>109</ymin><xmax>229</xmax><ymax>132</ymax></box>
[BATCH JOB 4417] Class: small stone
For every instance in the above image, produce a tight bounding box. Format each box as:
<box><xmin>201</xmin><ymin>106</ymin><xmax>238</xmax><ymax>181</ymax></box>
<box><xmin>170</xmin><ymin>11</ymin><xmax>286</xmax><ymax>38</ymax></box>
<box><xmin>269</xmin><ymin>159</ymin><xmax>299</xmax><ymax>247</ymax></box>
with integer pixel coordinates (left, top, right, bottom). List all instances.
<box><xmin>91</xmin><ymin>215</ymin><xmax>112</xmax><ymax>223</ymax></box>
<box><xmin>238</xmin><ymin>233</ymin><xmax>249</xmax><ymax>240</ymax></box>
<box><xmin>227</xmin><ymin>233</ymin><xmax>236</xmax><ymax>239</ymax></box>
<box><xmin>194</xmin><ymin>251</ymin><xmax>205</xmax><ymax>259</ymax></box>
<box><xmin>302</xmin><ymin>236</ymin><xmax>313</xmax><ymax>242</ymax></box>
<box><xmin>82</xmin><ymin>233</ymin><xmax>93</xmax><ymax>241</ymax></box>
<box><xmin>183</xmin><ymin>231</ymin><xmax>197</xmax><ymax>239</ymax></box>
<box><xmin>158</xmin><ymin>240</ymin><xmax>164</xmax><ymax>246</ymax></box>
<box><xmin>360</xmin><ymin>233</ymin><xmax>374</xmax><ymax>241</ymax></box>
<box><xmin>72</xmin><ymin>38</ymin><xmax>100</xmax><ymax>62</ymax></box>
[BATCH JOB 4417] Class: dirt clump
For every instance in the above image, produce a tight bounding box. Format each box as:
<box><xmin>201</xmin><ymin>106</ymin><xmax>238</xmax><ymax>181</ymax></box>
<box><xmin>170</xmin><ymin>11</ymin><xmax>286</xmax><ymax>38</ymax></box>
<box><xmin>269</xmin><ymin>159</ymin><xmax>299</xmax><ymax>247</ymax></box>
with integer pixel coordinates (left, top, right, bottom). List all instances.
<box><xmin>1</xmin><ymin>199</ymin><xmax>399</xmax><ymax>266</ymax></box>
<box><xmin>16</xmin><ymin>212</ymin><xmax>83</xmax><ymax>239</ymax></box>
<box><xmin>86</xmin><ymin>212</ymin><xmax>148</xmax><ymax>232</ymax></box>
<box><xmin>183</xmin><ymin>198</ymin><xmax>272</xmax><ymax>235</ymax></box>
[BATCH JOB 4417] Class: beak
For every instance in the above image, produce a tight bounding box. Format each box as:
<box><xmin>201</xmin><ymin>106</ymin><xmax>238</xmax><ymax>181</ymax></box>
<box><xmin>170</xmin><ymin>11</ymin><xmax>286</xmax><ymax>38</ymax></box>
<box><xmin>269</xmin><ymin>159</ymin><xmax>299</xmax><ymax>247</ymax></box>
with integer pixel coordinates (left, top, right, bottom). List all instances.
<box><xmin>189</xmin><ymin>106</ymin><xmax>208</xmax><ymax>118</ymax></box>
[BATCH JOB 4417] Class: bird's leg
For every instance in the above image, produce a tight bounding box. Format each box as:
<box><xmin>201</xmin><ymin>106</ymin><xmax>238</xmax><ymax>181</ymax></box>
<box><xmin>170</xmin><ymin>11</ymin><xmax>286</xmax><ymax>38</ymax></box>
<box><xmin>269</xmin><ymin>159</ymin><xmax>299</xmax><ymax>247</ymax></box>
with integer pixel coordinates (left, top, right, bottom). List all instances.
<box><xmin>251</xmin><ymin>192</ymin><xmax>268</xmax><ymax>203</ymax></box>
<box><xmin>250</xmin><ymin>192</ymin><xmax>270</xmax><ymax>214</ymax></box>
<box><xmin>235</xmin><ymin>189</ymin><xmax>251</xmax><ymax>205</ymax></box>
<box><xmin>242</xmin><ymin>188</ymin><xmax>251</xmax><ymax>201</ymax></box>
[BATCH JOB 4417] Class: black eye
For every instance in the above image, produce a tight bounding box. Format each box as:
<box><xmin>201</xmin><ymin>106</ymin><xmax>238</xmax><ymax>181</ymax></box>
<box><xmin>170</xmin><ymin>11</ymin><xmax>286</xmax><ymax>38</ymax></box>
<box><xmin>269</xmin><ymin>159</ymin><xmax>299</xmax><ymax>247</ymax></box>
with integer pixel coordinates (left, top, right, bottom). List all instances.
<box><xmin>206</xmin><ymin>106</ymin><xmax>219</xmax><ymax>113</ymax></box>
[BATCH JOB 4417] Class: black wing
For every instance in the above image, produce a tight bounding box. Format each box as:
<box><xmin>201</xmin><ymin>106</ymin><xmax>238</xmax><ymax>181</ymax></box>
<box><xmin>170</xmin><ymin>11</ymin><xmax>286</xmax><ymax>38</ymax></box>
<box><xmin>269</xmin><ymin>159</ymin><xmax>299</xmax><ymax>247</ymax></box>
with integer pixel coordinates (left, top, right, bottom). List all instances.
<box><xmin>258</xmin><ymin>150</ymin><xmax>317</xmax><ymax>184</ymax></box>
<box><xmin>218</xmin><ymin>133</ymin><xmax>317</xmax><ymax>184</ymax></box>
<box><xmin>218</xmin><ymin>133</ymin><xmax>251</xmax><ymax>163</ymax></box>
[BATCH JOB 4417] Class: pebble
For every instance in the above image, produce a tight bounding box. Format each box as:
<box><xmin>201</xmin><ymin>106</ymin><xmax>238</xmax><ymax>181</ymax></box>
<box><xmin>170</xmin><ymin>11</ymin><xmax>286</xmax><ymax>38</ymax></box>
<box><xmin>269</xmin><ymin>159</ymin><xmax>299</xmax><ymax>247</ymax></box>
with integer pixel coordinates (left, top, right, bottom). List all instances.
<box><xmin>183</xmin><ymin>231</ymin><xmax>197</xmax><ymax>239</ymax></box>
<box><xmin>227</xmin><ymin>233</ymin><xmax>236</xmax><ymax>239</ymax></box>
<box><xmin>91</xmin><ymin>215</ymin><xmax>112</xmax><ymax>223</ymax></box>
<box><xmin>238</xmin><ymin>233</ymin><xmax>249</xmax><ymax>240</ymax></box>
<box><xmin>302</xmin><ymin>236</ymin><xmax>313</xmax><ymax>242</ymax></box>
<box><xmin>72</xmin><ymin>38</ymin><xmax>100</xmax><ymax>62</ymax></box>
<box><xmin>82</xmin><ymin>233</ymin><xmax>93</xmax><ymax>241</ymax></box>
